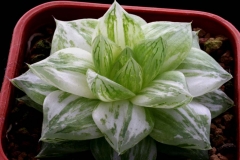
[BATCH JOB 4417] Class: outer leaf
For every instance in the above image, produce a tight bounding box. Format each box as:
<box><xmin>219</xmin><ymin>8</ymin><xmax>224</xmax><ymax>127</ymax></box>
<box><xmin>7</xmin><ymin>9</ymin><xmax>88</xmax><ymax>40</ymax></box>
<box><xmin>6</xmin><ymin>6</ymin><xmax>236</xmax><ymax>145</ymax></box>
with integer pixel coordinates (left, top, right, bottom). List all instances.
<box><xmin>29</xmin><ymin>47</ymin><xmax>96</xmax><ymax>99</ymax></box>
<box><xmin>113</xmin><ymin>57</ymin><xmax>143</xmax><ymax>93</ymax></box>
<box><xmin>176</xmin><ymin>47</ymin><xmax>232</xmax><ymax>97</ymax></box>
<box><xmin>92</xmin><ymin>100</ymin><xmax>154</xmax><ymax>154</ymax></box>
<box><xmin>121</xmin><ymin>136</ymin><xmax>157</xmax><ymax>160</ymax></box>
<box><xmin>86</xmin><ymin>69</ymin><xmax>135</xmax><ymax>102</ymax></box>
<box><xmin>40</xmin><ymin>90</ymin><xmax>103</xmax><ymax>142</ymax></box>
<box><xmin>193</xmin><ymin>89</ymin><xmax>234</xmax><ymax>118</ymax></box>
<box><xmin>142</xmin><ymin>21</ymin><xmax>192</xmax><ymax>73</ymax></box>
<box><xmin>149</xmin><ymin>101</ymin><xmax>211</xmax><ymax>150</ymax></box>
<box><xmin>36</xmin><ymin>140</ymin><xmax>90</xmax><ymax>158</ymax></box>
<box><xmin>133</xmin><ymin>36</ymin><xmax>166</xmax><ymax>86</ymax></box>
<box><xmin>192</xmin><ymin>31</ymin><xmax>201</xmax><ymax>49</ymax></box>
<box><xmin>17</xmin><ymin>95</ymin><xmax>43</xmax><ymax>112</ymax></box>
<box><xmin>92</xmin><ymin>34</ymin><xmax>122</xmax><ymax>77</ymax></box>
<box><xmin>156</xmin><ymin>142</ymin><xmax>209</xmax><ymax>160</ymax></box>
<box><xmin>91</xmin><ymin>136</ymin><xmax>157</xmax><ymax>160</ymax></box>
<box><xmin>91</xmin><ymin>137</ymin><xmax>121</xmax><ymax>160</ymax></box>
<box><xmin>94</xmin><ymin>1</ymin><xmax>144</xmax><ymax>49</ymax></box>
<box><xmin>128</xmin><ymin>13</ymin><xmax>147</xmax><ymax>26</ymax></box>
<box><xmin>131</xmin><ymin>71</ymin><xmax>192</xmax><ymax>109</ymax></box>
<box><xmin>51</xmin><ymin>18</ymin><xmax>98</xmax><ymax>54</ymax></box>
<box><xmin>10</xmin><ymin>70</ymin><xmax>58</xmax><ymax>105</ymax></box>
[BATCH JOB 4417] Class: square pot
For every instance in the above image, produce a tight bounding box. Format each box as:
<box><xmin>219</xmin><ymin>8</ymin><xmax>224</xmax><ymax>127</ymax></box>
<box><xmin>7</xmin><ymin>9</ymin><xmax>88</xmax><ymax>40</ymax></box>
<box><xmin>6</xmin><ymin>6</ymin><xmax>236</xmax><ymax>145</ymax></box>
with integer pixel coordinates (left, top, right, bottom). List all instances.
<box><xmin>0</xmin><ymin>1</ymin><xmax>239</xmax><ymax>159</ymax></box>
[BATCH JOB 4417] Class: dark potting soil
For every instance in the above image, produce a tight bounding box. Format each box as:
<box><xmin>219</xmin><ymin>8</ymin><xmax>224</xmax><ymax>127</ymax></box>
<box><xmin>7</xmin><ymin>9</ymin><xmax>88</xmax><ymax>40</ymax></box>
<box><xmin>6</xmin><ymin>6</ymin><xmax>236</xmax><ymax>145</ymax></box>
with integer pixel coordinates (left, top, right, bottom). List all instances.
<box><xmin>3</xmin><ymin>25</ymin><xmax>237</xmax><ymax>160</ymax></box>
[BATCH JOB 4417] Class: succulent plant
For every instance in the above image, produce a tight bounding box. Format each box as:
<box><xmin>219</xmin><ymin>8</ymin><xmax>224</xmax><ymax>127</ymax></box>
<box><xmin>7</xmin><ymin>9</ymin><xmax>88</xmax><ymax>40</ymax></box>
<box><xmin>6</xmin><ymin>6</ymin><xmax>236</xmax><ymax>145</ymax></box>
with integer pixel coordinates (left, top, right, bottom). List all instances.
<box><xmin>11</xmin><ymin>1</ymin><xmax>234</xmax><ymax>159</ymax></box>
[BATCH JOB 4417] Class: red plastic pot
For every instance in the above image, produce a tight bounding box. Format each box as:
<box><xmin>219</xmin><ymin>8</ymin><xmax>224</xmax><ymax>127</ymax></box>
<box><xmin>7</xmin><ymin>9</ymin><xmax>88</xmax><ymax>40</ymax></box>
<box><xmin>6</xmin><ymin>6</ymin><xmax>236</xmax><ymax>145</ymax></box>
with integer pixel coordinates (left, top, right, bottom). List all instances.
<box><xmin>0</xmin><ymin>1</ymin><xmax>240</xmax><ymax>159</ymax></box>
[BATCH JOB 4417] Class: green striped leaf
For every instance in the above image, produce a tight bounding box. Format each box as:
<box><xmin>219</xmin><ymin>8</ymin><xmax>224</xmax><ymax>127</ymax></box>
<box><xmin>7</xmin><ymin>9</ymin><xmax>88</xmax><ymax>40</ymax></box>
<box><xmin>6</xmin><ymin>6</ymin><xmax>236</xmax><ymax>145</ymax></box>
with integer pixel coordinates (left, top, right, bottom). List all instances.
<box><xmin>131</xmin><ymin>71</ymin><xmax>192</xmax><ymax>109</ymax></box>
<box><xmin>149</xmin><ymin>101</ymin><xmax>211</xmax><ymax>150</ymax></box>
<box><xmin>36</xmin><ymin>140</ymin><xmax>90</xmax><ymax>158</ymax></box>
<box><xmin>51</xmin><ymin>18</ymin><xmax>98</xmax><ymax>54</ymax></box>
<box><xmin>29</xmin><ymin>47</ymin><xmax>96</xmax><ymax>99</ymax></box>
<box><xmin>109</xmin><ymin>47</ymin><xmax>134</xmax><ymax>79</ymax></box>
<box><xmin>142</xmin><ymin>21</ymin><xmax>192</xmax><ymax>73</ymax></box>
<box><xmin>113</xmin><ymin>57</ymin><xmax>143</xmax><ymax>93</ymax></box>
<box><xmin>93</xmin><ymin>1</ymin><xmax>144</xmax><ymax>49</ymax></box>
<box><xmin>92</xmin><ymin>100</ymin><xmax>154</xmax><ymax>154</ymax></box>
<box><xmin>193</xmin><ymin>89</ymin><xmax>234</xmax><ymax>118</ymax></box>
<box><xmin>176</xmin><ymin>47</ymin><xmax>232</xmax><ymax>97</ymax></box>
<box><xmin>86</xmin><ymin>69</ymin><xmax>135</xmax><ymax>102</ymax></box>
<box><xmin>133</xmin><ymin>36</ymin><xmax>166</xmax><ymax>87</ymax></box>
<box><xmin>10</xmin><ymin>70</ymin><xmax>57</xmax><ymax>105</ymax></box>
<box><xmin>17</xmin><ymin>95</ymin><xmax>43</xmax><ymax>112</ymax></box>
<box><xmin>91</xmin><ymin>136</ymin><xmax>157</xmax><ymax>160</ymax></box>
<box><xmin>156</xmin><ymin>142</ymin><xmax>209</xmax><ymax>160</ymax></box>
<box><xmin>92</xmin><ymin>34</ymin><xmax>122</xmax><ymax>77</ymax></box>
<box><xmin>41</xmin><ymin>90</ymin><xmax>103</xmax><ymax>142</ymax></box>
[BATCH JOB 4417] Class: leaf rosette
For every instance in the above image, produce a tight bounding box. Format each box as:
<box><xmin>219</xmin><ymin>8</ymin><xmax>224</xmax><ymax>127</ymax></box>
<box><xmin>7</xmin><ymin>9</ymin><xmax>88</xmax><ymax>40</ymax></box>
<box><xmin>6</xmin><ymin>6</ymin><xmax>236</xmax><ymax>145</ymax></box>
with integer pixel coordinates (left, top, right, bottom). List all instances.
<box><xmin>11</xmin><ymin>1</ymin><xmax>234</xmax><ymax>159</ymax></box>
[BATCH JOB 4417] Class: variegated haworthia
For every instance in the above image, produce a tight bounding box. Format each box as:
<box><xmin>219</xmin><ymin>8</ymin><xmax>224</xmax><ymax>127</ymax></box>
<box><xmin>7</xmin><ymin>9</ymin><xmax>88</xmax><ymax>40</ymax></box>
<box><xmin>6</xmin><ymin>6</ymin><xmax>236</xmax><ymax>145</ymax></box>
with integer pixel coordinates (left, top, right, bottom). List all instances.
<box><xmin>10</xmin><ymin>0</ymin><xmax>234</xmax><ymax>159</ymax></box>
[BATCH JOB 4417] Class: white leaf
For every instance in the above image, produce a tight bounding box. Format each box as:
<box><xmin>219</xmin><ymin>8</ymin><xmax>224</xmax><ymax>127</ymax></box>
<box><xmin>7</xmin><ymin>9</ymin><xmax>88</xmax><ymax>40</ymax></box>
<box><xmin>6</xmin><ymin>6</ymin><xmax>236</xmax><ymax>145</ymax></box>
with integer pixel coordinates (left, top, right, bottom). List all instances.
<box><xmin>176</xmin><ymin>47</ymin><xmax>232</xmax><ymax>97</ymax></box>
<box><xmin>150</xmin><ymin>101</ymin><xmax>211</xmax><ymax>150</ymax></box>
<box><xmin>41</xmin><ymin>90</ymin><xmax>103</xmax><ymax>142</ymax></box>
<box><xmin>92</xmin><ymin>100</ymin><xmax>154</xmax><ymax>154</ymax></box>
<box><xmin>131</xmin><ymin>71</ymin><xmax>192</xmax><ymax>109</ymax></box>
<box><xmin>51</xmin><ymin>18</ymin><xmax>98</xmax><ymax>54</ymax></box>
<box><xmin>10</xmin><ymin>69</ymin><xmax>57</xmax><ymax>105</ymax></box>
<box><xmin>193</xmin><ymin>89</ymin><xmax>234</xmax><ymax>118</ymax></box>
<box><xmin>29</xmin><ymin>47</ymin><xmax>96</xmax><ymax>99</ymax></box>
